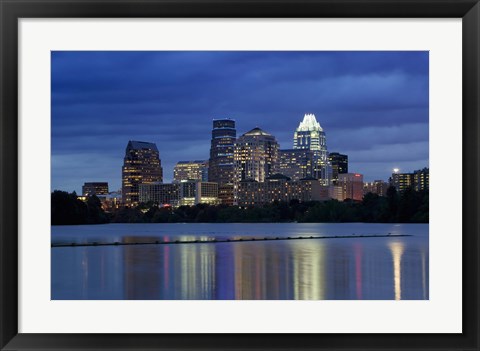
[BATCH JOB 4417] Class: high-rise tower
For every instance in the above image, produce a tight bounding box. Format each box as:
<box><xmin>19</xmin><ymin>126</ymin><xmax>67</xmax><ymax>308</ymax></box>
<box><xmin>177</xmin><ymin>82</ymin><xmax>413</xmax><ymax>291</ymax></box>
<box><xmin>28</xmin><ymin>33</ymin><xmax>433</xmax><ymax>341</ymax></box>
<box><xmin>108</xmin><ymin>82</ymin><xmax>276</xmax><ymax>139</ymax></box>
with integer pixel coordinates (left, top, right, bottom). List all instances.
<box><xmin>328</xmin><ymin>152</ymin><xmax>348</xmax><ymax>184</ymax></box>
<box><xmin>208</xmin><ymin>119</ymin><xmax>236</xmax><ymax>184</ymax></box>
<box><xmin>234</xmin><ymin>127</ymin><xmax>279</xmax><ymax>183</ymax></box>
<box><xmin>122</xmin><ymin>140</ymin><xmax>163</xmax><ymax>206</ymax></box>
<box><xmin>293</xmin><ymin>113</ymin><xmax>328</xmax><ymax>159</ymax></box>
<box><xmin>292</xmin><ymin>113</ymin><xmax>331</xmax><ymax>185</ymax></box>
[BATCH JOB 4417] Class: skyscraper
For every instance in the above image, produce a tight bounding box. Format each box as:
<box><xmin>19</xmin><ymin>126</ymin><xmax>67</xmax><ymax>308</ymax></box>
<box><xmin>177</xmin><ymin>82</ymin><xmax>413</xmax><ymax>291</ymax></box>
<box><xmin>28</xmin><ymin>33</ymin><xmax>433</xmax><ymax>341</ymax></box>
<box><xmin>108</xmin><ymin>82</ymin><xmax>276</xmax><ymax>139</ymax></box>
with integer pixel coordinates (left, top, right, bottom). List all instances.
<box><xmin>328</xmin><ymin>152</ymin><xmax>348</xmax><ymax>184</ymax></box>
<box><xmin>208</xmin><ymin>119</ymin><xmax>236</xmax><ymax>185</ymax></box>
<box><xmin>122</xmin><ymin>140</ymin><xmax>163</xmax><ymax>206</ymax></box>
<box><xmin>292</xmin><ymin>113</ymin><xmax>331</xmax><ymax>185</ymax></box>
<box><xmin>293</xmin><ymin>113</ymin><xmax>327</xmax><ymax>155</ymax></box>
<box><xmin>234</xmin><ymin>127</ymin><xmax>279</xmax><ymax>183</ymax></box>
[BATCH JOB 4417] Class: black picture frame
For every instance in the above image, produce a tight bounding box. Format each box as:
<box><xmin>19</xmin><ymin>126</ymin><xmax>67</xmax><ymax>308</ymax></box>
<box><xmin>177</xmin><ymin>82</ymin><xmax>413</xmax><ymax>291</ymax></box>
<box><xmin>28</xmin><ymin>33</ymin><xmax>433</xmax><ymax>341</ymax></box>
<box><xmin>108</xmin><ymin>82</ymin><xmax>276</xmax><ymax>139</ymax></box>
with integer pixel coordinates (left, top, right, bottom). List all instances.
<box><xmin>1</xmin><ymin>0</ymin><xmax>479</xmax><ymax>350</ymax></box>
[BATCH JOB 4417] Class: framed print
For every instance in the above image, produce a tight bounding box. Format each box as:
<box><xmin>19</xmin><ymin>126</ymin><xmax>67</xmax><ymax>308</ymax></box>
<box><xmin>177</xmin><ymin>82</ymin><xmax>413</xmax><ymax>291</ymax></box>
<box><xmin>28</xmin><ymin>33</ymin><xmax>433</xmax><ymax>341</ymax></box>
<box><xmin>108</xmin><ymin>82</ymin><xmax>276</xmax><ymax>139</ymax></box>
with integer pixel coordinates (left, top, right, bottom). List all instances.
<box><xmin>1</xmin><ymin>0</ymin><xmax>479</xmax><ymax>350</ymax></box>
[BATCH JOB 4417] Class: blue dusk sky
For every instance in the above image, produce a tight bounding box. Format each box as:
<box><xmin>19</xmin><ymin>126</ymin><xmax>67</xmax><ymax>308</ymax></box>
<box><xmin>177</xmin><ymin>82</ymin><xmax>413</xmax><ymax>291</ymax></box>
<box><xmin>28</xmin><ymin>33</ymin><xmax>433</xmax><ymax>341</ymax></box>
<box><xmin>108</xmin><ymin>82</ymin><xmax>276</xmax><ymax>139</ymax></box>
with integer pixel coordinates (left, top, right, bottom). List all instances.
<box><xmin>51</xmin><ymin>51</ymin><xmax>429</xmax><ymax>193</ymax></box>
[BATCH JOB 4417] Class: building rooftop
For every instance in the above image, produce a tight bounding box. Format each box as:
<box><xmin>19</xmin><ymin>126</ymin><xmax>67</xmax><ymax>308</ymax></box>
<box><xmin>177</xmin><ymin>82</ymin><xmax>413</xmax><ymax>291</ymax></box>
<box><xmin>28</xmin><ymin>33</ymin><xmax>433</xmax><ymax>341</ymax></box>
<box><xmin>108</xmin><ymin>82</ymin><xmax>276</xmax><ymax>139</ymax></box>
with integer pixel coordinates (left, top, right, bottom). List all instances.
<box><xmin>266</xmin><ymin>173</ymin><xmax>292</xmax><ymax>181</ymax></box>
<box><xmin>127</xmin><ymin>140</ymin><xmax>158</xmax><ymax>152</ymax></box>
<box><xmin>242</xmin><ymin>127</ymin><xmax>272</xmax><ymax>137</ymax></box>
<box><xmin>176</xmin><ymin>160</ymin><xmax>208</xmax><ymax>164</ymax></box>
<box><xmin>296</xmin><ymin>113</ymin><xmax>323</xmax><ymax>132</ymax></box>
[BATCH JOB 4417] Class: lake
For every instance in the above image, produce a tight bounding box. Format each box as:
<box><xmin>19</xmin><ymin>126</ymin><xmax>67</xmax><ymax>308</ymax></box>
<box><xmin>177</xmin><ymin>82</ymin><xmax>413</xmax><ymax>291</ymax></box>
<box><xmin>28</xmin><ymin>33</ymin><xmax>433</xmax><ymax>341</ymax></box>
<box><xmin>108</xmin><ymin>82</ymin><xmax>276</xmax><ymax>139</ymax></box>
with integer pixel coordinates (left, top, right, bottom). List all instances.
<box><xmin>51</xmin><ymin>222</ymin><xmax>428</xmax><ymax>300</ymax></box>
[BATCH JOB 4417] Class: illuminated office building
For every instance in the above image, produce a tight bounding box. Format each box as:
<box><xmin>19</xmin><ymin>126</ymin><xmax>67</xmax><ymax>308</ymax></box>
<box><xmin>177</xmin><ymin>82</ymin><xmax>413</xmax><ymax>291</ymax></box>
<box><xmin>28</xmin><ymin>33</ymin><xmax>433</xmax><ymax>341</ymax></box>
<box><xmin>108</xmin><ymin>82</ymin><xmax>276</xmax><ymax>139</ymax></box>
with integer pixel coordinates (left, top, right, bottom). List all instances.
<box><xmin>236</xmin><ymin>174</ymin><xmax>330</xmax><ymax>207</ymax></box>
<box><xmin>331</xmin><ymin>173</ymin><xmax>364</xmax><ymax>201</ymax></box>
<box><xmin>178</xmin><ymin>181</ymin><xmax>220</xmax><ymax>207</ymax></box>
<box><xmin>122</xmin><ymin>140</ymin><xmax>163</xmax><ymax>206</ymax></box>
<box><xmin>328</xmin><ymin>152</ymin><xmax>348</xmax><ymax>184</ymax></box>
<box><xmin>218</xmin><ymin>184</ymin><xmax>235</xmax><ymax>206</ymax></box>
<box><xmin>390</xmin><ymin>171</ymin><xmax>413</xmax><ymax>192</ymax></box>
<box><xmin>390</xmin><ymin>168</ymin><xmax>429</xmax><ymax>192</ymax></box>
<box><xmin>174</xmin><ymin>160</ymin><xmax>208</xmax><ymax>182</ymax></box>
<box><xmin>139</xmin><ymin>182</ymin><xmax>179</xmax><ymax>206</ymax></box>
<box><xmin>363</xmin><ymin>180</ymin><xmax>389</xmax><ymax>197</ymax></box>
<box><xmin>292</xmin><ymin>113</ymin><xmax>331</xmax><ymax>185</ymax></box>
<box><xmin>82</xmin><ymin>182</ymin><xmax>109</xmax><ymax>196</ymax></box>
<box><xmin>277</xmin><ymin>149</ymin><xmax>315</xmax><ymax>181</ymax></box>
<box><xmin>139</xmin><ymin>181</ymin><xmax>219</xmax><ymax>207</ymax></box>
<box><xmin>413</xmin><ymin>168</ymin><xmax>429</xmax><ymax>191</ymax></box>
<box><xmin>234</xmin><ymin>127</ymin><xmax>279</xmax><ymax>183</ymax></box>
<box><xmin>208</xmin><ymin>119</ymin><xmax>236</xmax><ymax>185</ymax></box>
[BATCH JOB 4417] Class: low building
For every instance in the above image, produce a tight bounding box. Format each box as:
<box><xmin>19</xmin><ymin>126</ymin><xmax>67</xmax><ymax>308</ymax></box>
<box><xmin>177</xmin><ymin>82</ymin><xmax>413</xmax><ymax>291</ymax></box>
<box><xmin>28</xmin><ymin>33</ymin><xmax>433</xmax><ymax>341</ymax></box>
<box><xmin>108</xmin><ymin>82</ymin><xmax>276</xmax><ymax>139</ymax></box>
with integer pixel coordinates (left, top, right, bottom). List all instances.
<box><xmin>332</xmin><ymin>173</ymin><xmax>364</xmax><ymax>201</ymax></box>
<box><xmin>364</xmin><ymin>180</ymin><xmax>389</xmax><ymax>197</ymax></box>
<box><xmin>236</xmin><ymin>174</ymin><xmax>330</xmax><ymax>207</ymax></box>
<box><xmin>330</xmin><ymin>186</ymin><xmax>345</xmax><ymax>201</ymax></box>
<box><xmin>178</xmin><ymin>181</ymin><xmax>220</xmax><ymax>206</ymax></box>
<box><xmin>139</xmin><ymin>182</ymin><xmax>179</xmax><ymax>206</ymax></box>
<box><xmin>98</xmin><ymin>191</ymin><xmax>123</xmax><ymax>211</ymax></box>
<box><xmin>139</xmin><ymin>181</ymin><xmax>220</xmax><ymax>207</ymax></box>
<box><xmin>82</xmin><ymin>182</ymin><xmax>109</xmax><ymax>196</ymax></box>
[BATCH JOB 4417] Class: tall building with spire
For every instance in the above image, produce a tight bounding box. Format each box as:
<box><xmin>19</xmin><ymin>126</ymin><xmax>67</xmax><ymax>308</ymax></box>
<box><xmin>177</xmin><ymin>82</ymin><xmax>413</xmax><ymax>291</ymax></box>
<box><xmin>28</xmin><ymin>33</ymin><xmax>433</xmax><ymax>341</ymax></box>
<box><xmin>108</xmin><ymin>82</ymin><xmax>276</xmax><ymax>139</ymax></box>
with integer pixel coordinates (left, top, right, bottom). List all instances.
<box><xmin>122</xmin><ymin>140</ymin><xmax>163</xmax><ymax>206</ymax></box>
<box><xmin>289</xmin><ymin>113</ymin><xmax>331</xmax><ymax>185</ymax></box>
<box><xmin>293</xmin><ymin>113</ymin><xmax>327</xmax><ymax>156</ymax></box>
<box><xmin>234</xmin><ymin>127</ymin><xmax>279</xmax><ymax>183</ymax></box>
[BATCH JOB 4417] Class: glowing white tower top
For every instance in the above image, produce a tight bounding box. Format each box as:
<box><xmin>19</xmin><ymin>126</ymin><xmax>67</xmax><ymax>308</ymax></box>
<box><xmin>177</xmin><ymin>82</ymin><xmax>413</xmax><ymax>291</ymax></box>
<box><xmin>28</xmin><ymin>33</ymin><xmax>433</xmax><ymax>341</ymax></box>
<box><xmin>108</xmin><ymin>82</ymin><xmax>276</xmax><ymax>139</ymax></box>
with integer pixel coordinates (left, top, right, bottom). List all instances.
<box><xmin>293</xmin><ymin>113</ymin><xmax>326</xmax><ymax>152</ymax></box>
<box><xmin>291</xmin><ymin>113</ymin><xmax>332</xmax><ymax>186</ymax></box>
<box><xmin>296</xmin><ymin>113</ymin><xmax>323</xmax><ymax>132</ymax></box>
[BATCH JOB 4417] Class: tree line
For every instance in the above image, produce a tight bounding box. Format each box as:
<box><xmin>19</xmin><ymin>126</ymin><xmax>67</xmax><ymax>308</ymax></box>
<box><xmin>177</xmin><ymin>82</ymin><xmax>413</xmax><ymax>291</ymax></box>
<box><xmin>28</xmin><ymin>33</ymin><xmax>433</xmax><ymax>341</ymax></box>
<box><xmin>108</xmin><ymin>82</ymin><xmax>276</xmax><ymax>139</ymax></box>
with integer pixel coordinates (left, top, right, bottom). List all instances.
<box><xmin>51</xmin><ymin>191</ymin><xmax>109</xmax><ymax>225</ymax></box>
<box><xmin>51</xmin><ymin>186</ymin><xmax>428</xmax><ymax>225</ymax></box>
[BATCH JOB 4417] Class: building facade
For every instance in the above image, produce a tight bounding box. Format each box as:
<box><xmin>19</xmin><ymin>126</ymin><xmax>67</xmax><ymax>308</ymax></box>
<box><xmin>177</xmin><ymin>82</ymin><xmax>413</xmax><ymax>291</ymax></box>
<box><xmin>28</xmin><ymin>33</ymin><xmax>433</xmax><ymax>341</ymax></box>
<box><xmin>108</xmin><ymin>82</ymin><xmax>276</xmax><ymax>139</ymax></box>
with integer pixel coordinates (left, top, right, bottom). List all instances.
<box><xmin>139</xmin><ymin>183</ymin><xmax>179</xmax><ymax>206</ymax></box>
<box><xmin>390</xmin><ymin>168</ymin><xmax>429</xmax><ymax>192</ymax></box>
<box><xmin>328</xmin><ymin>152</ymin><xmax>348</xmax><ymax>184</ymax></box>
<box><xmin>234</xmin><ymin>127</ymin><xmax>279</xmax><ymax>183</ymax></box>
<box><xmin>413</xmin><ymin>167</ymin><xmax>429</xmax><ymax>191</ymax></box>
<box><xmin>390</xmin><ymin>171</ymin><xmax>413</xmax><ymax>192</ymax></box>
<box><xmin>139</xmin><ymin>181</ymin><xmax>219</xmax><ymax>207</ymax></box>
<box><xmin>277</xmin><ymin>149</ymin><xmax>315</xmax><ymax>181</ymax></box>
<box><xmin>236</xmin><ymin>174</ymin><xmax>330</xmax><ymax>207</ymax></box>
<box><xmin>173</xmin><ymin>160</ymin><xmax>208</xmax><ymax>182</ymax></box>
<box><xmin>363</xmin><ymin>180</ymin><xmax>389</xmax><ymax>197</ymax></box>
<box><xmin>331</xmin><ymin>173</ymin><xmax>364</xmax><ymax>201</ymax></box>
<box><xmin>292</xmin><ymin>113</ymin><xmax>331</xmax><ymax>186</ymax></box>
<box><xmin>122</xmin><ymin>140</ymin><xmax>163</xmax><ymax>206</ymax></box>
<box><xmin>218</xmin><ymin>184</ymin><xmax>235</xmax><ymax>206</ymax></box>
<box><xmin>82</xmin><ymin>182</ymin><xmax>109</xmax><ymax>196</ymax></box>
<box><xmin>208</xmin><ymin>119</ymin><xmax>236</xmax><ymax>185</ymax></box>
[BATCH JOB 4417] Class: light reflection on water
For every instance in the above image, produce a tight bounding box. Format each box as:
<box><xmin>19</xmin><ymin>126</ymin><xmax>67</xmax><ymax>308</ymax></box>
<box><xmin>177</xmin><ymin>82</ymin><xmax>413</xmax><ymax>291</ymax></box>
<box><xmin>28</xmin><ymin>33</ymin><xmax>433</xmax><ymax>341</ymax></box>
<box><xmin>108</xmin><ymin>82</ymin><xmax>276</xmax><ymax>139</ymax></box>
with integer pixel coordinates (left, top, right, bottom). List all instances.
<box><xmin>51</xmin><ymin>223</ymin><xmax>428</xmax><ymax>300</ymax></box>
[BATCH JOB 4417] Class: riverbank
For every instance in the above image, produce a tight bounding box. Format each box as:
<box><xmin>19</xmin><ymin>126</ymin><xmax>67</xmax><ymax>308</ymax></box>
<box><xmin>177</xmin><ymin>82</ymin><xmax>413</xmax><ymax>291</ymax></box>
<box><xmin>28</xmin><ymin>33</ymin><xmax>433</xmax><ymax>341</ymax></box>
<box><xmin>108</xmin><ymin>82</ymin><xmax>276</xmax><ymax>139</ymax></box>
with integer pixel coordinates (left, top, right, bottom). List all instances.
<box><xmin>52</xmin><ymin>189</ymin><xmax>429</xmax><ymax>225</ymax></box>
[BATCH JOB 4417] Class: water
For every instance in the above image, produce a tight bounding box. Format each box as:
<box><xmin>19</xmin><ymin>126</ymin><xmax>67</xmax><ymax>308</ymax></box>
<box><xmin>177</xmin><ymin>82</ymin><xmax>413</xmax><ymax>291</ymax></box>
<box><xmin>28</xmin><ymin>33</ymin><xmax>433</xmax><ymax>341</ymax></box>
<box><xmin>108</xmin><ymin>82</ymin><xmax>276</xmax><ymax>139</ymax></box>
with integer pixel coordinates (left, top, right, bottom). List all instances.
<box><xmin>51</xmin><ymin>223</ymin><xmax>428</xmax><ymax>300</ymax></box>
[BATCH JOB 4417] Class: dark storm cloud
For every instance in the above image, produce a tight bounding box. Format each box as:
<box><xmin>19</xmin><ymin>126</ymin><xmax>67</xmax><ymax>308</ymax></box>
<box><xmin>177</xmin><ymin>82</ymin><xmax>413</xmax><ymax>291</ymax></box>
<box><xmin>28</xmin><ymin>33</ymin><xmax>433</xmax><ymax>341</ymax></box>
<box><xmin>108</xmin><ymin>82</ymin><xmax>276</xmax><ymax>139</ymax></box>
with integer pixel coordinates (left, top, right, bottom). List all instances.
<box><xmin>51</xmin><ymin>51</ymin><xmax>428</xmax><ymax>193</ymax></box>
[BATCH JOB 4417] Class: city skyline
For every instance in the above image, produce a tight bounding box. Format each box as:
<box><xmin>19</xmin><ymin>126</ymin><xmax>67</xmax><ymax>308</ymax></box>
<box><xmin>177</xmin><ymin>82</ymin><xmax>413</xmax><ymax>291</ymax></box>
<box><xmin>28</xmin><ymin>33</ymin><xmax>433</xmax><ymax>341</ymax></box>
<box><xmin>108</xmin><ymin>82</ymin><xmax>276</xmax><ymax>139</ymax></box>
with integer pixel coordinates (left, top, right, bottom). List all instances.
<box><xmin>52</xmin><ymin>51</ymin><xmax>429</xmax><ymax>193</ymax></box>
